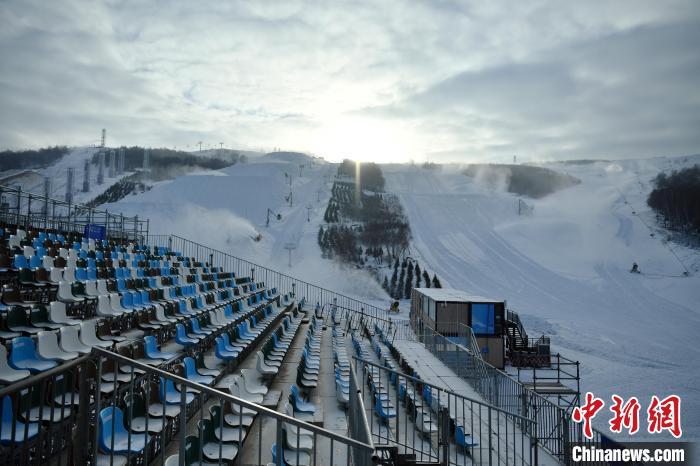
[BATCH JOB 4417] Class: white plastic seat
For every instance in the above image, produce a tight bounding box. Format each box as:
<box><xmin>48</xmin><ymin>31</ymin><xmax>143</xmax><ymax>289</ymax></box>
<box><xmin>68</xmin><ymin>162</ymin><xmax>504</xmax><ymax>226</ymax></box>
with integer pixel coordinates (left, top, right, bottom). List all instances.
<box><xmin>0</xmin><ymin>344</ymin><xmax>30</xmax><ymax>383</ymax></box>
<box><xmin>58</xmin><ymin>281</ymin><xmax>84</xmax><ymax>302</ymax></box>
<box><xmin>97</xmin><ymin>280</ymin><xmax>109</xmax><ymax>295</ymax></box>
<box><xmin>85</xmin><ymin>280</ymin><xmax>100</xmax><ymax>297</ymax></box>
<box><xmin>49</xmin><ymin>301</ymin><xmax>81</xmax><ymax>325</ymax></box>
<box><xmin>80</xmin><ymin>322</ymin><xmax>112</xmax><ymax>348</ymax></box>
<box><xmin>23</xmin><ymin>245</ymin><xmax>35</xmax><ymax>257</ymax></box>
<box><xmin>98</xmin><ymin>295</ymin><xmax>121</xmax><ymax>317</ymax></box>
<box><xmin>256</xmin><ymin>352</ymin><xmax>279</xmax><ymax>375</ymax></box>
<box><xmin>42</xmin><ymin>256</ymin><xmax>55</xmax><ymax>270</ymax></box>
<box><xmin>110</xmin><ymin>293</ymin><xmax>130</xmax><ymax>314</ymax></box>
<box><xmin>68</xmin><ymin>249</ymin><xmax>78</xmax><ymax>260</ymax></box>
<box><xmin>49</xmin><ymin>267</ymin><xmax>63</xmax><ymax>283</ymax></box>
<box><xmin>240</xmin><ymin>369</ymin><xmax>268</xmax><ymax>395</ymax></box>
<box><xmin>63</xmin><ymin>267</ymin><xmax>76</xmax><ymax>282</ymax></box>
<box><xmin>59</xmin><ymin>325</ymin><xmax>92</xmax><ymax>355</ymax></box>
<box><xmin>37</xmin><ymin>330</ymin><xmax>79</xmax><ymax>362</ymax></box>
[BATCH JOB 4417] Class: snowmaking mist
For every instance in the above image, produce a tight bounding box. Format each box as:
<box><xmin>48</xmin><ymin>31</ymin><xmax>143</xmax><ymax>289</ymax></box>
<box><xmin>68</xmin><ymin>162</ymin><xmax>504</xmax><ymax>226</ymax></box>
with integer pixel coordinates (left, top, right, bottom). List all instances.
<box><xmin>463</xmin><ymin>163</ymin><xmax>581</xmax><ymax>198</ymax></box>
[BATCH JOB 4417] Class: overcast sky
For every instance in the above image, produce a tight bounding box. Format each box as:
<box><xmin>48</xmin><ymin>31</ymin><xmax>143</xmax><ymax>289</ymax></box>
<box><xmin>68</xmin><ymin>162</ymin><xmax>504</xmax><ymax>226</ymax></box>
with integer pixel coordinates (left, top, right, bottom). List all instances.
<box><xmin>1</xmin><ymin>1</ymin><xmax>698</xmax><ymax>163</ymax></box>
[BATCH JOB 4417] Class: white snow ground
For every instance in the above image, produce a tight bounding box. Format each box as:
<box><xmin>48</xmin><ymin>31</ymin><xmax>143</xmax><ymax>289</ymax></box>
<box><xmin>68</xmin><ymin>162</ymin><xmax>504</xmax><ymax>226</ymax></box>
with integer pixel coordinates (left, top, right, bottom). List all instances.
<box><xmin>383</xmin><ymin>156</ymin><xmax>700</xmax><ymax>441</ymax></box>
<box><xmin>107</xmin><ymin>152</ymin><xmax>389</xmax><ymax>304</ymax></box>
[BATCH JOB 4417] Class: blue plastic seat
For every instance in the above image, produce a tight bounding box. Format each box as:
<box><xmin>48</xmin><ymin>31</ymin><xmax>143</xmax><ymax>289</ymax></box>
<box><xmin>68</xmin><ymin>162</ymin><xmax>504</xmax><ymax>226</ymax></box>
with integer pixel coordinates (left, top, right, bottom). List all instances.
<box><xmin>160</xmin><ymin>378</ymin><xmax>194</xmax><ymax>404</ymax></box>
<box><xmin>456</xmin><ymin>425</ymin><xmax>478</xmax><ymax>448</ymax></box>
<box><xmin>289</xmin><ymin>385</ymin><xmax>315</xmax><ymax>414</ymax></box>
<box><xmin>182</xmin><ymin>357</ymin><xmax>214</xmax><ymax>385</ymax></box>
<box><xmin>28</xmin><ymin>255</ymin><xmax>42</xmax><ymax>269</ymax></box>
<box><xmin>9</xmin><ymin>337</ymin><xmax>58</xmax><ymax>373</ymax></box>
<box><xmin>374</xmin><ymin>396</ymin><xmax>396</xmax><ymax>421</ymax></box>
<box><xmin>214</xmin><ymin>337</ymin><xmax>238</xmax><ymax>361</ymax></box>
<box><xmin>175</xmin><ymin>324</ymin><xmax>199</xmax><ymax>347</ymax></box>
<box><xmin>13</xmin><ymin>255</ymin><xmax>28</xmax><ymax>270</ymax></box>
<box><xmin>98</xmin><ymin>406</ymin><xmax>149</xmax><ymax>454</ymax></box>
<box><xmin>144</xmin><ymin>336</ymin><xmax>177</xmax><ymax>361</ymax></box>
<box><xmin>1</xmin><ymin>396</ymin><xmax>39</xmax><ymax>445</ymax></box>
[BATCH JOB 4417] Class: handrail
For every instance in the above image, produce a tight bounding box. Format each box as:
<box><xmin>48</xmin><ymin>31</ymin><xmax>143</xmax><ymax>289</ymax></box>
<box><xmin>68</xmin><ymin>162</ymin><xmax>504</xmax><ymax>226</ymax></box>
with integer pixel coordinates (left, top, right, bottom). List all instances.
<box><xmin>93</xmin><ymin>347</ymin><xmax>376</xmax><ymax>452</ymax></box>
<box><xmin>353</xmin><ymin>355</ymin><xmax>534</xmax><ymax>423</ymax></box>
<box><xmin>148</xmin><ymin>233</ymin><xmax>390</xmax><ymax>322</ymax></box>
<box><xmin>0</xmin><ymin>352</ymin><xmax>92</xmax><ymax>398</ymax></box>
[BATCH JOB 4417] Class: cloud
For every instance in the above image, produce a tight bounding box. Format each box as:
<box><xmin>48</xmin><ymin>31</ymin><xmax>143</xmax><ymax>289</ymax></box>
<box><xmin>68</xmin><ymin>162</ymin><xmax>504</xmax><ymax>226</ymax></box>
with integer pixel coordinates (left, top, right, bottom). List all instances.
<box><xmin>0</xmin><ymin>0</ymin><xmax>698</xmax><ymax>161</ymax></box>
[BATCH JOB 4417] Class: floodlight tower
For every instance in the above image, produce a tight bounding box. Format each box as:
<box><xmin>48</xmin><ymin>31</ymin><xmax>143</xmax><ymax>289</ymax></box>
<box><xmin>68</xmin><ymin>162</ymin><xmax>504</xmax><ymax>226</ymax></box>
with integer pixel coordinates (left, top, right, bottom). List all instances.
<box><xmin>43</xmin><ymin>177</ymin><xmax>51</xmax><ymax>213</ymax></box>
<box><xmin>65</xmin><ymin>168</ymin><xmax>74</xmax><ymax>203</ymax></box>
<box><xmin>101</xmin><ymin>129</ymin><xmax>106</xmax><ymax>148</ymax></box>
<box><xmin>82</xmin><ymin>159</ymin><xmax>91</xmax><ymax>192</ymax></box>
<box><xmin>109</xmin><ymin>150</ymin><xmax>116</xmax><ymax>178</ymax></box>
<box><xmin>97</xmin><ymin>151</ymin><xmax>105</xmax><ymax>185</ymax></box>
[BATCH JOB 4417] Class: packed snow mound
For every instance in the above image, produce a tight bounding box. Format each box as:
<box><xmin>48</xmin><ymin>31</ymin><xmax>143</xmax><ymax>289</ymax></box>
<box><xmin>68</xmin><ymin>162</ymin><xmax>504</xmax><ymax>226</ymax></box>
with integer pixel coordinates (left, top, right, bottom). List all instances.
<box><xmin>263</xmin><ymin>151</ymin><xmax>315</xmax><ymax>164</ymax></box>
<box><xmin>384</xmin><ymin>155</ymin><xmax>700</xmax><ymax>440</ymax></box>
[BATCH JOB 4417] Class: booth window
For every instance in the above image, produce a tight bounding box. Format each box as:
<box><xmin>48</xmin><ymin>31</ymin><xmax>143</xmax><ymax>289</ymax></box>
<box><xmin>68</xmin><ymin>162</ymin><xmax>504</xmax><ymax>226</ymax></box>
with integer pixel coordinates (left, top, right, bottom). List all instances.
<box><xmin>471</xmin><ymin>303</ymin><xmax>495</xmax><ymax>335</ymax></box>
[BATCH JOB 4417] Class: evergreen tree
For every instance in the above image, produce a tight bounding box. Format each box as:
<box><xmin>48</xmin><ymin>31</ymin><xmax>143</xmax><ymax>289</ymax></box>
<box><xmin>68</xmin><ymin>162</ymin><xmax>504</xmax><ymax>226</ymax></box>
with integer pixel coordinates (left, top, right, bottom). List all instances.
<box><xmin>390</xmin><ymin>265</ymin><xmax>398</xmax><ymax>297</ymax></box>
<box><xmin>432</xmin><ymin>274</ymin><xmax>442</xmax><ymax>288</ymax></box>
<box><xmin>382</xmin><ymin>275</ymin><xmax>389</xmax><ymax>292</ymax></box>
<box><xmin>317</xmin><ymin>226</ymin><xmax>324</xmax><ymax>247</ymax></box>
<box><xmin>398</xmin><ymin>266</ymin><xmax>406</xmax><ymax>299</ymax></box>
<box><xmin>404</xmin><ymin>262</ymin><xmax>414</xmax><ymax>299</ymax></box>
<box><xmin>423</xmin><ymin>270</ymin><xmax>431</xmax><ymax>288</ymax></box>
<box><xmin>414</xmin><ymin>264</ymin><xmax>422</xmax><ymax>288</ymax></box>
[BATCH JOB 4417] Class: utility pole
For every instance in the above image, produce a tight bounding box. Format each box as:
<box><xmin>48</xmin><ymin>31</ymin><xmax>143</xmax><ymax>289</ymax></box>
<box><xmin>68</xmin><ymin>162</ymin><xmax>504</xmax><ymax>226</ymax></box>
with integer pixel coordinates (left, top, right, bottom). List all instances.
<box><xmin>306</xmin><ymin>204</ymin><xmax>312</xmax><ymax>222</ymax></box>
<box><xmin>316</xmin><ymin>189</ymin><xmax>321</xmax><ymax>202</ymax></box>
<box><xmin>219</xmin><ymin>142</ymin><xmax>224</xmax><ymax>149</ymax></box>
<box><xmin>299</xmin><ymin>164</ymin><xmax>304</xmax><ymax>177</ymax></box>
<box><xmin>198</xmin><ymin>141</ymin><xmax>203</xmax><ymax>151</ymax></box>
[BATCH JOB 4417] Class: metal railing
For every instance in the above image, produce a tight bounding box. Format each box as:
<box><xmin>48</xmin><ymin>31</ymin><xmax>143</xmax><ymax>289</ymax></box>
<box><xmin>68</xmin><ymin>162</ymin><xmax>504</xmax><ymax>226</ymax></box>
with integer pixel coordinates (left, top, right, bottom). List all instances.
<box><xmin>148</xmin><ymin>234</ymin><xmax>390</xmax><ymax>322</ymax></box>
<box><xmin>349</xmin><ymin>353</ymin><xmax>378</xmax><ymax>465</ymax></box>
<box><xmin>0</xmin><ymin>184</ymin><xmax>148</xmax><ymax>241</ymax></box>
<box><xmin>86</xmin><ymin>347</ymin><xmax>376</xmax><ymax>466</ymax></box>
<box><xmin>352</xmin><ymin>355</ymin><xmax>538</xmax><ymax>466</ymax></box>
<box><xmin>415</xmin><ymin>324</ymin><xmax>602</xmax><ymax>464</ymax></box>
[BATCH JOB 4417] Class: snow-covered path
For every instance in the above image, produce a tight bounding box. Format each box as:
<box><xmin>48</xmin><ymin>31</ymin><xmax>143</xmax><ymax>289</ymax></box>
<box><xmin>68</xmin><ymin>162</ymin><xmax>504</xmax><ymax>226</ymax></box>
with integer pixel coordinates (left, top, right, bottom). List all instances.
<box><xmin>384</xmin><ymin>159</ymin><xmax>700</xmax><ymax>440</ymax></box>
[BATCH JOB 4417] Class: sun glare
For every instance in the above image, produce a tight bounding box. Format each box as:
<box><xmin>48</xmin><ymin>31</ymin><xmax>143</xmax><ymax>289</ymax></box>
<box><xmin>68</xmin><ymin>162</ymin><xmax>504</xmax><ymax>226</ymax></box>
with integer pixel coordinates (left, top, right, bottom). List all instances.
<box><xmin>313</xmin><ymin>116</ymin><xmax>415</xmax><ymax>163</ymax></box>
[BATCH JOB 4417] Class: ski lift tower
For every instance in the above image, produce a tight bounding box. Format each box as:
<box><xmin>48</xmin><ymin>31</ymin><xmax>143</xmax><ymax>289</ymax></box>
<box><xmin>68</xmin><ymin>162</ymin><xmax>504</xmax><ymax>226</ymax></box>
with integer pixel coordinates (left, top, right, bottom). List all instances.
<box><xmin>284</xmin><ymin>242</ymin><xmax>297</xmax><ymax>268</ymax></box>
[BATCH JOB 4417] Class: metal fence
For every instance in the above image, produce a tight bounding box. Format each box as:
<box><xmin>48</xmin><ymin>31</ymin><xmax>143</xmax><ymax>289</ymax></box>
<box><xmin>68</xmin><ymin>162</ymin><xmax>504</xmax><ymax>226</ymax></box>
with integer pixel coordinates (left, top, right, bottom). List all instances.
<box><xmin>353</xmin><ymin>356</ymin><xmax>538</xmax><ymax>466</ymax></box>
<box><xmin>0</xmin><ymin>184</ymin><xmax>148</xmax><ymax>241</ymax></box>
<box><xmin>0</xmin><ymin>347</ymin><xmax>377</xmax><ymax>466</ymax></box>
<box><xmin>148</xmin><ymin>234</ymin><xmax>390</xmax><ymax>322</ymax></box>
<box><xmin>416</xmin><ymin>324</ymin><xmax>603</xmax><ymax>464</ymax></box>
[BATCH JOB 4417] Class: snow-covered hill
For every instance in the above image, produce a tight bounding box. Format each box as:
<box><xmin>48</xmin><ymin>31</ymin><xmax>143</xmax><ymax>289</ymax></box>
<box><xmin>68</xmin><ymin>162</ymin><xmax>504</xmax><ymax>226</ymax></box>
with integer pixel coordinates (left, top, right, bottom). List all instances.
<box><xmin>107</xmin><ymin>152</ymin><xmax>388</xmax><ymax>302</ymax></box>
<box><xmin>384</xmin><ymin>155</ymin><xmax>700</xmax><ymax>440</ymax></box>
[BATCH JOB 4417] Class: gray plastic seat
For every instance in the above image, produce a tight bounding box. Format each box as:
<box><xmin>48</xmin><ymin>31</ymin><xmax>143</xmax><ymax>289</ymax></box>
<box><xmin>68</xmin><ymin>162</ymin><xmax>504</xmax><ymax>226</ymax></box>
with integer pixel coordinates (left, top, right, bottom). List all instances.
<box><xmin>37</xmin><ymin>330</ymin><xmax>79</xmax><ymax>362</ymax></box>
<box><xmin>59</xmin><ymin>325</ymin><xmax>92</xmax><ymax>355</ymax></box>
<box><xmin>0</xmin><ymin>344</ymin><xmax>30</xmax><ymax>383</ymax></box>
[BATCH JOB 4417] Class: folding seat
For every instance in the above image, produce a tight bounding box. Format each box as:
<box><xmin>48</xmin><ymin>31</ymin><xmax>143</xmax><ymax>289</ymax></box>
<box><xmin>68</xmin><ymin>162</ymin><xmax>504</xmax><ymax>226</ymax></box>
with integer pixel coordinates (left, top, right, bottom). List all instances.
<box><xmin>208</xmin><ymin>404</ymin><xmax>245</xmax><ymax>445</ymax></box>
<box><xmin>97</xmin><ymin>295</ymin><xmax>121</xmax><ymax>318</ymax></box>
<box><xmin>230</xmin><ymin>375</ymin><xmax>263</xmax><ymax>405</ymax></box>
<box><xmin>175</xmin><ymin>323</ymin><xmax>200</xmax><ymax>348</ymax></box>
<box><xmin>182</xmin><ymin>357</ymin><xmax>214</xmax><ymax>386</ymax></box>
<box><xmin>12</xmin><ymin>254</ymin><xmax>29</xmax><ymax>270</ymax></box>
<box><xmin>193</xmin><ymin>353</ymin><xmax>220</xmax><ymax>378</ymax></box>
<box><xmin>57</xmin><ymin>281</ymin><xmax>84</xmax><ymax>303</ymax></box>
<box><xmin>79</xmin><ymin>321</ymin><xmax>112</xmax><ymax>349</ymax></box>
<box><xmin>59</xmin><ymin>325</ymin><xmax>92</xmax><ymax>355</ymax></box>
<box><xmin>0</xmin><ymin>345</ymin><xmax>30</xmax><ymax>384</ymax></box>
<box><xmin>198</xmin><ymin>418</ymin><xmax>238</xmax><ymax>463</ymax></box>
<box><xmin>5</xmin><ymin>307</ymin><xmax>43</xmax><ymax>334</ymax></box>
<box><xmin>122</xmin><ymin>393</ymin><xmax>164</xmax><ymax>434</ymax></box>
<box><xmin>143</xmin><ymin>335</ymin><xmax>177</xmax><ymax>361</ymax></box>
<box><xmin>160</xmin><ymin>377</ymin><xmax>194</xmax><ymax>405</ymax></box>
<box><xmin>9</xmin><ymin>336</ymin><xmax>58</xmax><ymax>373</ymax></box>
<box><xmin>110</xmin><ymin>293</ymin><xmax>130</xmax><ymax>315</ymax></box>
<box><xmin>282</xmin><ymin>402</ymin><xmax>314</xmax><ymax>451</ymax></box>
<box><xmin>240</xmin><ymin>368</ymin><xmax>267</xmax><ymax>396</ymax></box>
<box><xmin>455</xmin><ymin>425</ymin><xmax>478</xmax><ymax>449</ymax></box>
<box><xmin>214</xmin><ymin>336</ymin><xmax>239</xmax><ymax>361</ymax></box>
<box><xmin>1</xmin><ymin>285</ymin><xmax>36</xmax><ymax>306</ymax></box>
<box><xmin>37</xmin><ymin>330</ymin><xmax>79</xmax><ymax>362</ymax></box>
<box><xmin>0</xmin><ymin>396</ymin><xmax>39</xmax><ymax>445</ymax></box>
<box><xmin>256</xmin><ymin>351</ymin><xmax>279</xmax><ymax>376</ymax></box>
<box><xmin>336</xmin><ymin>379</ymin><xmax>349</xmax><ymax>407</ymax></box>
<box><xmin>288</xmin><ymin>385</ymin><xmax>315</xmax><ymax>415</ymax></box>
<box><xmin>97</xmin><ymin>406</ymin><xmax>150</xmax><ymax>455</ymax></box>
<box><xmin>270</xmin><ymin>442</ymin><xmax>310</xmax><ymax>466</ymax></box>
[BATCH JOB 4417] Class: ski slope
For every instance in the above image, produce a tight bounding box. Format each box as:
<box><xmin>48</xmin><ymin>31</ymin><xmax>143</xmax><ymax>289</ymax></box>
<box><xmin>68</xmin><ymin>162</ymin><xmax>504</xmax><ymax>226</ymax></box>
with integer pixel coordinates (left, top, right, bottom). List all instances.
<box><xmin>384</xmin><ymin>156</ymin><xmax>700</xmax><ymax>440</ymax></box>
<box><xmin>108</xmin><ymin>152</ymin><xmax>388</xmax><ymax>302</ymax></box>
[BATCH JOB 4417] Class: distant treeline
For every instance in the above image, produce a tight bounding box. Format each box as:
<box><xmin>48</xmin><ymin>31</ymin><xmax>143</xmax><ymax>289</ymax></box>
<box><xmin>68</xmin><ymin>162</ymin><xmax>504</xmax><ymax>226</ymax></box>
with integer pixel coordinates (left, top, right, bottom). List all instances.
<box><xmin>648</xmin><ymin>165</ymin><xmax>700</xmax><ymax>236</ymax></box>
<box><xmin>463</xmin><ymin>164</ymin><xmax>580</xmax><ymax>198</ymax></box>
<box><xmin>85</xmin><ymin>174</ymin><xmax>151</xmax><ymax>208</ymax></box>
<box><xmin>337</xmin><ymin>159</ymin><xmax>385</xmax><ymax>192</ymax></box>
<box><xmin>0</xmin><ymin>146</ymin><xmax>69</xmax><ymax>171</ymax></box>
<box><xmin>91</xmin><ymin>147</ymin><xmax>243</xmax><ymax>173</ymax></box>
